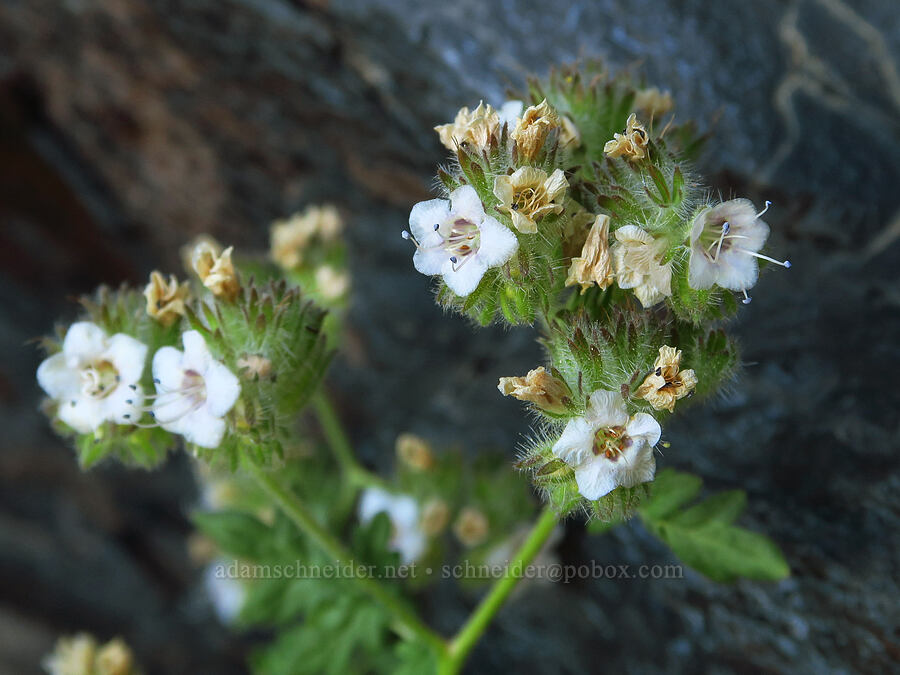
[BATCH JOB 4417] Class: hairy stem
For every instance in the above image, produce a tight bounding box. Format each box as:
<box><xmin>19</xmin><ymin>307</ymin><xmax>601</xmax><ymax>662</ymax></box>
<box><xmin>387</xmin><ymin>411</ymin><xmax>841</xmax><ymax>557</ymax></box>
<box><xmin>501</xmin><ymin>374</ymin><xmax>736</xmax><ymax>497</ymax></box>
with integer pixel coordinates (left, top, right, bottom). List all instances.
<box><xmin>244</xmin><ymin>459</ymin><xmax>447</xmax><ymax>655</ymax></box>
<box><xmin>313</xmin><ymin>393</ymin><xmax>389</xmax><ymax>490</ymax></box>
<box><xmin>439</xmin><ymin>506</ymin><xmax>559</xmax><ymax>674</ymax></box>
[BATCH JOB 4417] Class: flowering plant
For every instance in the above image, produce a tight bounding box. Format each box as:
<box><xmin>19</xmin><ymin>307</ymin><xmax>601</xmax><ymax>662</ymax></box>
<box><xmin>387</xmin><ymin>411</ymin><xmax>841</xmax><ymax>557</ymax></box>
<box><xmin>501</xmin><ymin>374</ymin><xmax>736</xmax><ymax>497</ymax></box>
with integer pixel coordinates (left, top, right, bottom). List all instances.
<box><xmin>38</xmin><ymin>63</ymin><xmax>789</xmax><ymax>675</ymax></box>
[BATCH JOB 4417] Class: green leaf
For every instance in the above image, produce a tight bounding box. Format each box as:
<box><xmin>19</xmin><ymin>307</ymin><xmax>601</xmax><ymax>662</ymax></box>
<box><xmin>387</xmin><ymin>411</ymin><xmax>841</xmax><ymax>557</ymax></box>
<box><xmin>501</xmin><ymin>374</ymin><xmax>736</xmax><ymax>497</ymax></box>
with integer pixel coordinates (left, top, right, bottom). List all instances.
<box><xmin>669</xmin><ymin>490</ymin><xmax>746</xmax><ymax>528</ymax></box>
<box><xmin>193</xmin><ymin>510</ymin><xmax>273</xmax><ymax>560</ymax></box>
<box><xmin>654</xmin><ymin>521</ymin><xmax>789</xmax><ymax>583</ymax></box>
<box><xmin>639</xmin><ymin>469</ymin><xmax>702</xmax><ymax>521</ymax></box>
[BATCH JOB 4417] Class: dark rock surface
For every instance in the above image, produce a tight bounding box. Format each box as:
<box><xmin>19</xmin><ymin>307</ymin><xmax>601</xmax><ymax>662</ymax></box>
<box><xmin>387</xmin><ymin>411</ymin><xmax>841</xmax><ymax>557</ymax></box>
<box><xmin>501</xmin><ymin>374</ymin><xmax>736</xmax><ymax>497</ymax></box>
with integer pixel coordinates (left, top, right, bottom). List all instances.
<box><xmin>1</xmin><ymin>0</ymin><xmax>898</xmax><ymax>673</ymax></box>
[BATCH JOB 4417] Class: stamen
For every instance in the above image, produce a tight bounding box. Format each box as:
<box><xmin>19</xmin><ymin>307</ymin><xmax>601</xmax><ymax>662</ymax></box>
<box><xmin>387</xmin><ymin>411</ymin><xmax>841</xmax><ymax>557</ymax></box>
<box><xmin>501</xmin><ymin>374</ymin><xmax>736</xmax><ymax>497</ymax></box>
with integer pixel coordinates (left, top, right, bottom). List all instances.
<box><xmin>742</xmin><ymin>289</ymin><xmax>752</xmax><ymax>304</ymax></box>
<box><xmin>756</xmin><ymin>200</ymin><xmax>772</xmax><ymax>219</ymax></box>
<box><xmin>734</xmin><ymin>248</ymin><xmax>792</xmax><ymax>267</ymax></box>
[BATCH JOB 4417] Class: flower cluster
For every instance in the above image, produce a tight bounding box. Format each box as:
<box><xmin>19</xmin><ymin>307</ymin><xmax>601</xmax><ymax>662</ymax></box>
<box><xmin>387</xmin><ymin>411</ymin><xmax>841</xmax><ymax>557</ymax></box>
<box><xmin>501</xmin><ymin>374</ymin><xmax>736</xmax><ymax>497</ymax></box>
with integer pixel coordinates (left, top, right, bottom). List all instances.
<box><xmin>37</xmin><ymin>239</ymin><xmax>331</xmax><ymax>468</ymax></box>
<box><xmin>407</xmin><ymin>63</ymin><xmax>790</xmax><ymax>517</ymax></box>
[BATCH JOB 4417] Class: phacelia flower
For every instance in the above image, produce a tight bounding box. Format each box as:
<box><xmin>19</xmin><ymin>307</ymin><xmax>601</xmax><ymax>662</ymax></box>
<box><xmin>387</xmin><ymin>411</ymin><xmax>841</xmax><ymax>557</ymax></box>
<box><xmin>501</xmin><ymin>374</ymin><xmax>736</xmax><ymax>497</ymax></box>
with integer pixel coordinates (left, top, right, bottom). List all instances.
<box><xmin>565</xmin><ymin>214</ymin><xmax>615</xmax><ymax>294</ymax></box>
<box><xmin>688</xmin><ymin>199</ymin><xmax>790</xmax><ymax>302</ymax></box>
<box><xmin>635</xmin><ymin>346</ymin><xmax>698</xmax><ymax>412</ymax></box>
<box><xmin>511</xmin><ymin>99</ymin><xmax>559</xmax><ymax>160</ymax></box>
<box><xmin>43</xmin><ymin>634</ymin><xmax>138</xmax><ymax>675</ymax></box>
<box><xmin>453</xmin><ymin>507</ymin><xmax>490</xmax><ymax>547</ymax></box>
<box><xmin>634</xmin><ymin>87</ymin><xmax>674</xmax><ymax>118</ymax></box>
<box><xmin>434</xmin><ymin>102</ymin><xmax>500</xmax><ymax>151</ymax></box>
<box><xmin>144</xmin><ymin>271</ymin><xmax>189</xmax><ymax>326</ymax></box>
<box><xmin>270</xmin><ymin>204</ymin><xmax>342</xmax><ymax>270</ymax></box>
<box><xmin>493</xmin><ymin>167</ymin><xmax>568</xmax><ymax>234</ymax></box>
<box><xmin>498</xmin><ymin>366</ymin><xmax>571</xmax><ymax>414</ymax></box>
<box><xmin>151</xmin><ymin>330</ymin><xmax>240</xmax><ymax>449</ymax></box>
<box><xmin>191</xmin><ymin>241</ymin><xmax>240</xmax><ymax>301</ymax></box>
<box><xmin>358</xmin><ymin>487</ymin><xmax>426</xmax><ymax>564</ymax></box>
<box><xmin>604</xmin><ymin>113</ymin><xmax>649</xmax><ymax>161</ymax></box>
<box><xmin>37</xmin><ymin>322</ymin><xmax>147</xmax><ymax>434</ymax></box>
<box><xmin>612</xmin><ymin>225</ymin><xmax>672</xmax><ymax>307</ymax></box>
<box><xmin>396</xmin><ymin>433</ymin><xmax>435</xmax><ymax>471</ymax></box>
<box><xmin>403</xmin><ymin>185</ymin><xmax>518</xmax><ymax>297</ymax></box>
<box><xmin>552</xmin><ymin>389</ymin><xmax>661</xmax><ymax>500</ymax></box>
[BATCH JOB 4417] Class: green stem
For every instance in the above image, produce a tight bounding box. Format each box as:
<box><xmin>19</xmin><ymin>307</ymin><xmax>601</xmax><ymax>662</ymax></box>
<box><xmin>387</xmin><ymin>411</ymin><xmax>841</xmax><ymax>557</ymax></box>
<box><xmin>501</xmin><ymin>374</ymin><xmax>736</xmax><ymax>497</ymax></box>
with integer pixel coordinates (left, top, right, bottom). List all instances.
<box><xmin>313</xmin><ymin>393</ymin><xmax>388</xmax><ymax>490</ymax></box>
<box><xmin>244</xmin><ymin>459</ymin><xmax>447</xmax><ymax>656</ymax></box>
<box><xmin>439</xmin><ymin>506</ymin><xmax>559</xmax><ymax>674</ymax></box>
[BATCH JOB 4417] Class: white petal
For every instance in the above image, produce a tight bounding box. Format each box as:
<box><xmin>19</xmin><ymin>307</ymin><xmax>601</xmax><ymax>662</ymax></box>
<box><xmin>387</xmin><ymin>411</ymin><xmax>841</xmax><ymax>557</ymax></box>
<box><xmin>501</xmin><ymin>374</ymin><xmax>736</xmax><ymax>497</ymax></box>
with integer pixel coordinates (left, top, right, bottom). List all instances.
<box><xmin>37</xmin><ymin>353</ymin><xmax>81</xmax><ymax>399</ymax></box>
<box><xmin>735</xmin><ymin>218</ymin><xmax>769</xmax><ymax>253</ymax></box>
<box><xmin>103</xmin><ymin>383</ymin><xmax>143</xmax><ymax>425</ymax></box>
<box><xmin>388</xmin><ymin>494</ymin><xmax>420</xmax><ymax>530</ymax></box>
<box><xmin>409</xmin><ymin>198</ymin><xmax>451</xmax><ymax>242</ymax></box>
<box><xmin>358</xmin><ymin>487</ymin><xmax>393</xmax><ymax>523</ymax></box>
<box><xmin>544</xmin><ymin>169</ymin><xmax>568</xmax><ymax>201</ymax></box>
<box><xmin>574</xmin><ymin>457</ymin><xmax>619</xmax><ymax>500</ymax></box>
<box><xmin>449</xmin><ymin>185</ymin><xmax>486</xmax><ymax>222</ymax></box>
<box><xmin>413</xmin><ymin>247</ymin><xmax>448</xmax><ymax>276</ymax></box>
<box><xmin>714</xmin><ymin>250</ymin><xmax>759</xmax><ymax>291</ymax></box>
<box><xmin>104</xmin><ymin>334</ymin><xmax>148</xmax><ymax>384</ymax></box>
<box><xmin>492</xmin><ymin>175</ymin><xmax>514</xmax><ymax>205</ymax></box>
<box><xmin>182</xmin><ymin>330</ymin><xmax>213</xmax><ymax>373</ymax></box>
<box><xmin>62</xmin><ymin>322</ymin><xmax>108</xmax><ymax>365</ymax></box>
<box><xmin>440</xmin><ymin>257</ymin><xmax>489</xmax><ymax>297</ymax></box>
<box><xmin>476</xmin><ymin>216</ymin><xmax>518</xmax><ymax>267</ymax></box>
<box><xmin>552</xmin><ymin>416</ymin><xmax>595</xmax><ymax>466</ymax></box>
<box><xmin>152</xmin><ymin>346</ymin><xmax>185</xmax><ymax>391</ymax></box>
<box><xmin>626</xmin><ymin>413</ymin><xmax>662</xmax><ymax>447</ymax></box>
<box><xmin>395</xmin><ymin>529</ymin><xmax>426</xmax><ymax>565</ymax></box>
<box><xmin>59</xmin><ymin>397</ymin><xmax>106</xmax><ymax>434</ymax></box>
<box><xmin>178</xmin><ymin>407</ymin><xmax>226</xmax><ymax>449</ymax></box>
<box><xmin>615</xmin><ymin>443</ymin><xmax>657</xmax><ymax>489</ymax></box>
<box><xmin>614</xmin><ymin>225</ymin><xmax>654</xmax><ymax>246</ymax></box>
<box><xmin>203</xmin><ymin>360</ymin><xmax>241</xmax><ymax>418</ymax></box>
<box><xmin>585</xmin><ymin>390</ymin><xmax>628</xmax><ymax>428</ymax></box>
<box><xmin>688</xmin><ymin>248</ymin><xmax>718</xmax><ymax>290</ymax></box>
<box><xmin>633</xmin><ymin>281</ymin><xmax>666</xmax><ymax>308</ymax></box>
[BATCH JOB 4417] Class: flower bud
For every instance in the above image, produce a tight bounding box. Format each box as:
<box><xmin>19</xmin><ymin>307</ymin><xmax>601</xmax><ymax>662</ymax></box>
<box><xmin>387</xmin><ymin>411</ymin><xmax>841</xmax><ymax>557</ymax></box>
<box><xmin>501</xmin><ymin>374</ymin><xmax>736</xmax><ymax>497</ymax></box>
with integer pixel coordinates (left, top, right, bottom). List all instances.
<box><xmin>498</xmin><ymin>366</ymin><xmax>571</xmax><ymax>414</ymax></box>
<box><xmin>396</xmin><ymin>433</ymin><xmax>434</xmax><ymax>471</ymax></box>
<box><xmin>453</xmin><ymin>507</ymin><xmax>489</xmax><ymax>547</ymax></box>
<box><xmin>421</xmin><ymin>498</ymin><xmax>451</xmax><ymax>536</ymax></box>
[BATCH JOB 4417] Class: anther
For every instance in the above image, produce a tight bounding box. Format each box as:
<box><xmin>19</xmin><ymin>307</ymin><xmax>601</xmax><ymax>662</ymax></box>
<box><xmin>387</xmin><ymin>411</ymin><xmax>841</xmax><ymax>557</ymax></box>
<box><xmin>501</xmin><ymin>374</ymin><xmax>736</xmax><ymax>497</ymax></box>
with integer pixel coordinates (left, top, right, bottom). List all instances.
<box><xmin>756</xmin><ymin>200</ymin><xmax>772</xmax><ymax>218</ymax></box>
<box><xmin>741</xmin><ymin>289</ymin><xmax>752</xmax><ymax>305</ymax></box>
<box><xmin>129</xmin><ymin>384</ymin><xmax>137</xmax><ymax>390</ymax></box>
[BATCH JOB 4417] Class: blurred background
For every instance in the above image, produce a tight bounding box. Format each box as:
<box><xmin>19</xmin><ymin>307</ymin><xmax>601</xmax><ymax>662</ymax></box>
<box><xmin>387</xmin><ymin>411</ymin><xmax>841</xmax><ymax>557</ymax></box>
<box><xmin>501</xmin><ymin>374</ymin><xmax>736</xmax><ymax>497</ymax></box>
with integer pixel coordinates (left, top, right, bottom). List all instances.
<box><xmin>1</xmin><ymin>0</ymin><xmax>899</xmax><ymax>672</ymax></box>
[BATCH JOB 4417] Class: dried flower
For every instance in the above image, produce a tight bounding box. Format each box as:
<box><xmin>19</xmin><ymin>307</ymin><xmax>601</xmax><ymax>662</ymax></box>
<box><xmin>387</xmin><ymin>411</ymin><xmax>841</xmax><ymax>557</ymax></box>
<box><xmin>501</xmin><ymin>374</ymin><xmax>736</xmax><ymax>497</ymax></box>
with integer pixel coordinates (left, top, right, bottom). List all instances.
<box><xmin>559</xmin><ymin>114</ymin><xmax>581</xmax><ymax>149</ymax></box>
<box><xmin>612</xmin><ymin>225</ymin><xmax>672</xmax><ymax>308</ymax></box>
<box><xmin>396</xmin><ymin>432</ymin><xmax>434</xmax><ymax>471</ymax></box>
<box><xmin>270</xmin><ymin>205</ymin><xmax>342</xmax><ymax>270</ymax></box>
<box><xmin>236</xmin><ymin>354</ymin><xmax>272</xmax><ymax>380</ymax></box>
<box><xmin>37</xmin><ymin>322</ymin><xmax>147</xmax><ymax>433</ymax></box>
<box><xmin>493</xmin><ymin>167</ymin><xmax>568</xmax><ymax>234</ymax></box>
<box><xmin>95</xmin><ymin>639</ymin><xmax>135</xmax><ymax>675</ymax></box>
<box><xmin>552</xmin><ymin>390</ymin><xmax>660</xmax><ymax>500</ymax></box>
<box><xmin>635</xmin><ymin>346</ymin><xmax>697</xmax><ymax>412</ymax></box>
<box><xmin>404</xmin><ymin>185</ymin><xmax>518</xmax><ymax>297</ymax></box>
<box><xmin>603</xmin><ymin>113</ymin><xmax>649</xmax><ymax>161</ymax></box>
<box><xmin>43</xmin><ymin>634</ymin><xmax>139</xmax><ymax>675</ymax></box>
<box><xmin>511</xmin><ymin>99</ymin><xmax>559</xmax><ymax>160</ymax></box>
<box><xmin>434</xmin><ymin>102</ymin><xmax>500</xmax><ymax>151</ymax></box>
<box><xmin>688</xmin><ymin>199</ymin><xmax>790</xmax><ymax>302</ymax></box>
<box><xmin>421</xmin><ymin>498</ymin><xmax>451</xmax><ymax>536</ymax></box>
<box><xmin>634</xmin><ymin>87</ymin><xmax>674</xmax><ymax>118</ymax></box>
<box><xmin>314</xmin><ymin>264</ymin><xmax>350</xmax><ymax>301</ymax></box>
<box><xmin>565</xmin><ymin>214</ymin><xmax>615</xmax><ymax>294</ymax></box>
<box><xmin>498</xmin><ymin>366</ymin><xmax>571</xmax><ymax>414</ymax></box>
<box><xmin>143</xmin><ymin>271</ymin><xmax>189</xmax><ymax>326</ymax></box>
<box><xmin>151</xmin><ymin>330</ymin><xmax>240</xmax><ymax>449</ymax></box>
<box><xmin>358</xmin><ymin>488</ymin><xmax>426</xmax><ymax>564</ymax></box>
<box><xmin>191</xmin><ymin>241</ymin><xmax>240</xmax><ymax>301</ymax></box>
<box><xmin>453</xmin><ymin>507</ymin><xmax>490</xmax><ymax>547</ymax></box>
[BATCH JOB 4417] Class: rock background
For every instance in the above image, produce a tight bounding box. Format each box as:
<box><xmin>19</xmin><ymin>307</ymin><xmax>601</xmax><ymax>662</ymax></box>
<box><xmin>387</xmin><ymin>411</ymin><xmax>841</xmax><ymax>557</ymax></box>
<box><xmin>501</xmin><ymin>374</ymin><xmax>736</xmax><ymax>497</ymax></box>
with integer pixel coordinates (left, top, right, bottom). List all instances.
<box><xmin>1</xmin><ymin>0</ymin><xmax>898</xmax><ymax>673</ymax></box>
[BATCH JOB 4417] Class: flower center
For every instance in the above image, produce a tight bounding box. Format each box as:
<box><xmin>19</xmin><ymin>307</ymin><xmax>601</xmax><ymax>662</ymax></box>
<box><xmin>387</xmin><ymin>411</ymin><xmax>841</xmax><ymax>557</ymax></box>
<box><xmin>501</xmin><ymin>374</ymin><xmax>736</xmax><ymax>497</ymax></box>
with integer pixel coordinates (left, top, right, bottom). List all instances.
<box><xmin>512</xmin><ymin>186</ymin><xmax>541</xmax><ymax>214</ymax></box>
<box><xmin>698</xmin><ymin>217</ymin><xmax>735</xmax><ymax>262</ymax></box>
<box><xmin>401</xmin><ymin>218</ymin><xmax>481</xmax><ymax>272</ymax></box>
<box><xmin>80</xmin><ymin>359</ymin><xmax>120</xmax><ymax>399</ymax></box>
<box><xmin>592</xmin><ymin>425</ymin><xmax>631</xmax><ymax>461</ymax></box>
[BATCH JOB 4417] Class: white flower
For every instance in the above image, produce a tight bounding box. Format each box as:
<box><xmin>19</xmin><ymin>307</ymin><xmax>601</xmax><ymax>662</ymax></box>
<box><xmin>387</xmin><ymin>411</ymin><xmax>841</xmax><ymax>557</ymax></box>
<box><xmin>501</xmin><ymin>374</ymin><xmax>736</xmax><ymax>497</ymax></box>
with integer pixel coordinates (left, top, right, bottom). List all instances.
<box><xmin>688</xmin><ymin>199</ymin><xmax>790</xmax><ymax>302</ymax></box>
<box><xmin>151</xmin><ymin>330</ymin><xmax>240</xmax><ymax>449</ymax></box>
<box><xmin>612</xmin><ymin>225</ymin><xmax>672</xmax><ymax>308</ymax></box>
<box><xmin>37</xmin><ymin>322</ymin><xmax>147</xmax><ymax>433</ymax></box>
<box><xmin>552</xmin><ymin>390</ymin><xmax>661</xmax><ymax>500</ymax></box>
<box><xmin>358</xmin><ymin>487</ymin><xmax>426</xmax><ymax>565</ymax></box>
<box><xmin>403</xmin><ymin>185</ymin><xmax>518</xmax><ymax>297</ymax></box>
